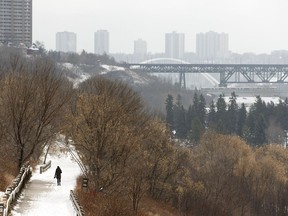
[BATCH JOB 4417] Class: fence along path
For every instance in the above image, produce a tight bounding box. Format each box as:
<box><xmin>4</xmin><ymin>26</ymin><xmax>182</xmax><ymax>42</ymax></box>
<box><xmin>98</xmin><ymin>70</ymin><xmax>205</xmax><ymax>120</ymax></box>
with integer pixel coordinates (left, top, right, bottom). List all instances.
<box><xmin>10</xmin><ymin>144</ymin><xmax>81</xmax><ymax>216</ymax></box>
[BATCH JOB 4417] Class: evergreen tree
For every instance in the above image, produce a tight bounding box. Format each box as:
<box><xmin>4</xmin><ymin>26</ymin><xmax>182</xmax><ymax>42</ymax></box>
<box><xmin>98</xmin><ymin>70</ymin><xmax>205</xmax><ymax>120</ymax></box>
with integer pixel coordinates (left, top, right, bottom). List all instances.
<box><xmin>198</xmin><ymin>94</ymin><xmax>207</xmax><ymax>127</ymax></box>
<box><xmin>284</xmin><ymin>98</ymin><xmax>288</xmax><ymax>130</ymax></box>
<box><xmin>253</xmin><ymin>114</ymin><xmax>267</xmax><ymax>146</ymax></box>
<box><xmin>237</xmin><ymin>103</ymin><xmax>247</xmax><ymax>137</ymax></box>
<box><xmin>190</xmin><ymin>93</ymin><xmax>206</xmax><ymax>128</ymax></box>
<box><xmin>207</xmin><ymin>100</ymin><xmax>217</xmax><ymax>129</ymax></box>
<box><xmin>186</xmin><ymin>105</ymin><xmax>194</xmax><ymax>133</ymax></box>
<box><xmin>192</xmin><ymin>92</ymin><xmax>199</xmax><ymax>107</ymax></box>
<box><xmin>227</xmin><ymin>92</ymin><xmax>238</xmax><ymax>134</ymax></box>
<box><xmin>189</xmin><ymin>118</ymin><xmax>204</xmax><ymax>143</ymax></box>
<box><xmin>165</xmin><ymin>94</ymin><xmax>174</xmax><ymax>131</ymax></box>
<box><xmin>187</xmin><ymin>93</ymin><xmax>206</xmax><ymax>143</ymax></box>
<box><xmin>254</xmin><ymin>96</ymin><xmax>266</xmax><ymax>115</ymax></box>
<box><xmin>245</xmin><ymin>96</ymin><xmax>267</xmax><ymax>146</ymax></box>
<box><xmin>174</xmin><ymin>94</ymin><xmax>187</xmax><ymax>139</ymax></box>
<box><xmin>215</xmin><ymin>94</ymin><xmax>228</xmax><ymax>134</ymax></box>
<box><xmin>265</xmin><ymin>101</ymin><xmax>276</xmax><ymax>124</ymax></box>
<box><xmin>186</xmin><ymin>93</ymin><xmax>199</xmax><ymax>133</ymax></box>
<box><xmin>276</xmin><ymin>98</ymin><xmax>288</xmax><ymax>130</ymax></box>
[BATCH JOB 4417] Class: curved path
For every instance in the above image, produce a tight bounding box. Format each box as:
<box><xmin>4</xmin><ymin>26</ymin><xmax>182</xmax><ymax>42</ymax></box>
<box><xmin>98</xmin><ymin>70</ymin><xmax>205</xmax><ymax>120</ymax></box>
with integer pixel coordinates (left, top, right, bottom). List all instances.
<box><xmin>11</xmin><ymin>146</ymin><xmax>81</xmax><ymax>216</ymax></box>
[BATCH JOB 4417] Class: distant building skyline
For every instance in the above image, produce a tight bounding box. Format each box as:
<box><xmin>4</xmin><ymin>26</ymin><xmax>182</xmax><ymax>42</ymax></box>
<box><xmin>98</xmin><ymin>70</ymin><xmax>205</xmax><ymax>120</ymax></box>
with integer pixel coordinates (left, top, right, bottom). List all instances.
<box><xmin>134</xmin><ymin>39</ymin><xmax>147</xmax><ymax>55</ymax></box>
<box><xmin>51</xmin><ymin>30</ymin><xmax>232</xmax><ymax>61</ymax></box>
<box><xmin>0</xmin><ymin>0</ymin><xmax>32</xmax><ymax>47</ymax></box>
<box><xmin>165</xmin><ymin>31</ymin><xmax>185</xmax><ymax>59</ymax></box>
<box><xmin>196</xmin><ymin>31</ymin><xmax>229</xmax><ymax>60</ymax></box>
<box><xmin>94</xmin><ymin>30</ymin><xmax>109</xmax><ymax>55</ymax></box>
<box><xmin>56</xmin><ymin>31</ymin><xmax>77</xmax><ymax>53</ymax></box>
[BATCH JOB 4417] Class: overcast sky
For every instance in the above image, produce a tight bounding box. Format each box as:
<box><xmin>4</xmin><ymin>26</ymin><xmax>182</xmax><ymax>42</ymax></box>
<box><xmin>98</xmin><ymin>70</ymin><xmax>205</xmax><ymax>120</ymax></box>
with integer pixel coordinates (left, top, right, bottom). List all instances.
<box><xmin>33</xmin><ymin>0</ymin><xmax>288</xmax><ymax>54</ymax></box>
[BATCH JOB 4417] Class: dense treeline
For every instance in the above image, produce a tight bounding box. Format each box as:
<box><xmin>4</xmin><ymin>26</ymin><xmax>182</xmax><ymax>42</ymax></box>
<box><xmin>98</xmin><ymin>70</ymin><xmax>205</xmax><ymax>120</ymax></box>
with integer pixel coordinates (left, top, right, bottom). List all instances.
<box><xmin>47</xmin><ymin>50</ymin><xmax>118</xmax><ymax>66</ymax></box>
<box><xmin>64</xmin><ymin>76</ymin><xmax>288</xmax><ymax>215</ymax></box>
<box><xmin>0</xmin><ymin>48</ymin><xmax>190</xmax><ymax>215</ymax></box>
<box><xmin>64</xmin><ymin>76</ymin><xmax>190</xmax><ymax>215</ymax></box>
<box><xmin>166</xmin><ymin>92</ymin><xmax>288</xmax><ymax>146</ymax></box>
<box><xmin>31</xmin><ymin>42</ymin><xmax>118</xmax><ymax>66</ymax></box>
<box><xmin>2</xmin><ymin>48</ymin><xmax>288</xmax><ymax>215</ymax></box>
<box><xmin>185</xmin><ymin>132</ymin><xmax>288</xmax><ymax>216</ymax></box>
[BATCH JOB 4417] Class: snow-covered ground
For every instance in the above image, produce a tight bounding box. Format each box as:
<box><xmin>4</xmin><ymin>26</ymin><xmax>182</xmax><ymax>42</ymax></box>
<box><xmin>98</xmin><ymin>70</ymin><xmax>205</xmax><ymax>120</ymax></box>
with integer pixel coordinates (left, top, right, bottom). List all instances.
<box><xmin>101</xmin><ymin>64</ymin><xmax>125</xmax><ymax>72</ymax></box>
<box><xmin>11</xmin><ymin>144</ymin><xmax>81</xmax><ymax>216</ymax></box>
<box><xmin>60</xmin><ymin>62</ymin><xmax>91</xmax><ymax>88</ymax></box>
<box><xmin>69</xmin><ymin>73</ymin><xmax>90</xmax><ymax>88</ymax></box>
<box><xmin>224</xmin><ymin>96</ymin><xmax>282</xmax><ymax>109</ymax></box>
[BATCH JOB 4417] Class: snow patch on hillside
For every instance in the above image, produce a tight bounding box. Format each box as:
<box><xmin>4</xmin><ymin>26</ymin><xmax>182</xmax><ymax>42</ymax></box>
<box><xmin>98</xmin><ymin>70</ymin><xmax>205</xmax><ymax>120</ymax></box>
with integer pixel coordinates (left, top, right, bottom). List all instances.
<box><xmin>60</xmin><ymin>63</ymin><xmax>91</xmax><ymax>88</ymax></box>
<box><xmin>61</xmin><ymin>63</ymin><xmax>75</xmax><ymax>70</ymax></box>
<box><xmin>101</xmin><ymin>64</ymin><xmax>125</xmax><ymax>72</ymax></box>
<box><xmin>68</xmin><ymin>73</ymin><xmax>90</xmax><ymax>88</ymax></box>
<box><xmin>100</xmin><ymin>64</ymin><xmax>152</xmax><ymax>86</ymax></box>
<box><xmin>125</xmin><ymin>69</ymin><xmax>150</xmax><ymax>85</ymax></box>
<box><xmin>60</xmin><ymin>62</ymin><xmax>155</xmax><ymax>88</ymax></box>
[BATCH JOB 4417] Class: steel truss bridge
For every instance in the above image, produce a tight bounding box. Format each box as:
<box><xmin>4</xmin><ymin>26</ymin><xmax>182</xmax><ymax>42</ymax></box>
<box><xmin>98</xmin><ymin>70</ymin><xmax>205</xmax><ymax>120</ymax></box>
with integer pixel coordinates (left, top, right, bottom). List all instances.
<box><xmin>126</xmin><ymin>63</ymin><xmax>288</xmax><ymax>88</ymax></box>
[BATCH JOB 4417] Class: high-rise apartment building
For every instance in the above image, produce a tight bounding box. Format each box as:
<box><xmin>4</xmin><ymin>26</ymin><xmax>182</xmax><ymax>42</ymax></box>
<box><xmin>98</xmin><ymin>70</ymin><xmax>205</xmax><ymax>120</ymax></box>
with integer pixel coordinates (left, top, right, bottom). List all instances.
<box><xmin>134</xmin><ymin>39</ymin><xmax>147</xmax><ymax>55</ymax></box>
<box><xmin>56</xmin><ymin>31</ymin><xmax>77</xmax><ymax>53</ymax></box>
<box><xmin>94</xmin><ymin>30</ymin><xmax>109</xmax><ymax>55</ymax></box>
<box><xmin>165</xmin><ymin>31</ymin><xmax>185</xmax><ymax>59</ymax></box>
<box><xmin>0</xmin><ymin>0</ymin><xmax>32</xmax><ymax>47</ymax></box>
<box><xmin>196</xmin><ymin>31</ymin><xmax>229</xmax><ymax>60</ymax></box>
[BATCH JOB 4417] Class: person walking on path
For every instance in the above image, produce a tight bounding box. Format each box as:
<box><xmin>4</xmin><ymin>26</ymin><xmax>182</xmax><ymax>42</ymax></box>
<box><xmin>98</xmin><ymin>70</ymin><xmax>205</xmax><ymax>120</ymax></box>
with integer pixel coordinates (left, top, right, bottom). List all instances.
<box><xmin>54</xmin><ymin>166</ymin><xmax>62</xmax><ymax>186</ymax></box>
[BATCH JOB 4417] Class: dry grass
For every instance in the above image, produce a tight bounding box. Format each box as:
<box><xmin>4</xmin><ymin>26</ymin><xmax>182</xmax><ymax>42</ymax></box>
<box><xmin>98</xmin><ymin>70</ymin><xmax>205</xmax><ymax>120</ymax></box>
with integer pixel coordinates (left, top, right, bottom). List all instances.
<box><xmin>76</xmin><ymin>187</ymin><xmax>134</xmax><ymax>216</ymax></box>
<box><xmin>138</xmin><ymin>197</ymin><xmax>178</xmax><ymax>216</ymax></box>
<box><xmin>75</xmin><ymin>176</ymin><xmax>178</xmax><ymax>216</ymax></box>
<box><xmin>0</xmin><ymin>173</ymin><xmax>15</xmax><ymax>190</ymax></box>
<box><xmin>0</xmin><ymin>156</ymin><xmax>18</xmax><ymax>191</ymax></box>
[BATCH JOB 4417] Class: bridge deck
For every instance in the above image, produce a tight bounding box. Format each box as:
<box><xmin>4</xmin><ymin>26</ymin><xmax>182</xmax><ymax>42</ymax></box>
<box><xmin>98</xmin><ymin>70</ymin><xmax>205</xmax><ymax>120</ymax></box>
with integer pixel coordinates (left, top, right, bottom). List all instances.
<box><xmin>127</xmin><ymin>63</ymin><xmax>288</xmax><ymax>87</ymax></box>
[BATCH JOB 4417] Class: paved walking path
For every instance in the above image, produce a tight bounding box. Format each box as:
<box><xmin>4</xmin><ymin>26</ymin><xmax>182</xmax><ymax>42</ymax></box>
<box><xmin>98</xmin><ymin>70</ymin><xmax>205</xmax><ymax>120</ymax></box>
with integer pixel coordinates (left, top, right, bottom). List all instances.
<box><xmin>11</xmin><ymin>146</ymin><xmax>81</xmax><ymax>216</ymax></box>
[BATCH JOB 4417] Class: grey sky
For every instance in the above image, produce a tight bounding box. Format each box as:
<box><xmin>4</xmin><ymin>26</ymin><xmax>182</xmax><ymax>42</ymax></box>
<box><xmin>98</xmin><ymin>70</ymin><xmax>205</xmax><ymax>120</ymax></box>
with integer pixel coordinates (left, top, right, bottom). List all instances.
<box><xmin>33</xmin><ymin>0</ymin><xmax>288</xmax><ymax>54</ymax></box>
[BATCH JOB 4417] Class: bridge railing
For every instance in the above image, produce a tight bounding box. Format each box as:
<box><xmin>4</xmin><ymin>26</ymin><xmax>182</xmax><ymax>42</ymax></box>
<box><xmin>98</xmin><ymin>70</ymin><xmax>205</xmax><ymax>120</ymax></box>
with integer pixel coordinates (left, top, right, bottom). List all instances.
<box><xmin>40</xmin><ymin>160</ymin><xmax>51</xmax><ymax>174</ymax></box>
<box><xmin>0</xmin><ymin>162</ymin><xmax>32</xmax><ymax>216</ymax></box>
<box><xmin>70</xmin><ymin>190</ymin><xmax>85</xmax><ymax>216</ymax></box>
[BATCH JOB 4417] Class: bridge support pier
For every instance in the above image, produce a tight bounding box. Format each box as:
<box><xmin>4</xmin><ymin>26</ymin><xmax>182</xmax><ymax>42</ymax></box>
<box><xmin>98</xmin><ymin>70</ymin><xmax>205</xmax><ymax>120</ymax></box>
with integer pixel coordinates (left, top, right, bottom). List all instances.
<box><xmin>179</xmin><ymin>72</ymin><xmax>186</xmax><ymax>89</ymax></box>
<box><xmin>219</xmin><ymin>72</ymin><xmax>227</xmax><ymax>87</ymax></box>
<box><xmin>219</xmin><ymin>83</ymin><xmax>227</xmax><ymax>87</ymax></box>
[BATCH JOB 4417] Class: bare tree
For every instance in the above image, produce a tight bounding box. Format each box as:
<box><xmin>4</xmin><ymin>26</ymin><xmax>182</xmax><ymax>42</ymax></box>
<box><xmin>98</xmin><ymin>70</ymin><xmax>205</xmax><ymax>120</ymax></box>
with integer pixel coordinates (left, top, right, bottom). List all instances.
<box><xmin>0</xmin><ymin>56</ymin><xmax>72</xmax><ymax>169</ymax></box>
<box><xmin>65</xmin><ymin>76</ymin><xmax>192</xmax><ymax>214</ymax></box>
<box><xmin>65</xmin><ymin>77</ymin><xmax>149</xmax><ymax>191</ymax></box>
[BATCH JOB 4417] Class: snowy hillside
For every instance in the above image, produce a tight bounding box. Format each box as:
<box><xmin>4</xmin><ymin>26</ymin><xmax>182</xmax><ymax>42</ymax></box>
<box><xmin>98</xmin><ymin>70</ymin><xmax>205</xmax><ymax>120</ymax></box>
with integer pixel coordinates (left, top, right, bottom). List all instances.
<box><xmin>60</xmin><ymin>62</ymin><xmax>156</xmax><ymax>88</ymax></box>
<box><xmin>100</xmin><ymin>64</ymin><xmax>156</xmax><ymax>87</ymax></box>
<box><xmin>59</xmin><ymin>63</ymin><xmax>91</xmax><ymax>88</ymax></box>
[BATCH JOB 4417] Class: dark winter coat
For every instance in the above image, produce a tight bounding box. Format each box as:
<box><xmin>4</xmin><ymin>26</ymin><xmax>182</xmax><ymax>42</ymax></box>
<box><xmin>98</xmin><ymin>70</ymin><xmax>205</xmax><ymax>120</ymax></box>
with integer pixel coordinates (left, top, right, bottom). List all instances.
<box><xmin>54</xmin><ymin>166</ymin><xmax>62</xmax><ymax>179</ymax></box>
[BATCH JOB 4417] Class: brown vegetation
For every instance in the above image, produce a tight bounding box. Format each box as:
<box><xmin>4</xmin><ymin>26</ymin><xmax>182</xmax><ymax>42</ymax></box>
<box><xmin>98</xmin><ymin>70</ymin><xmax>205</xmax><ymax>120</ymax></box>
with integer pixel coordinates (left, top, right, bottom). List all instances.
<box><xmin>66</xmin><ymin>75</ymin><xmax>288</xmax><ymax>216</ymax></box>
<box><xmin>1</xmin><ymin>48</ymin><xmax>288</xmax><ymax>215</ymax></box>
<box><xmin>182</xmin><ymin>132</ymin><xmax>288</xmax><ymax>216</ymax></box>
<box><xmin>0</xmin><ymin>52</ymin><xmax>73</xmax><ymax>189</ymax></box>
<box><xmin>74</xmin><ymin>128</ymin><xmax>288</xmax><ymax>215</ymax></box>
<box><xmin>66</xmin><ymin>77</ymin><xmax>190</xmax><ymax>215</ymax></box>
